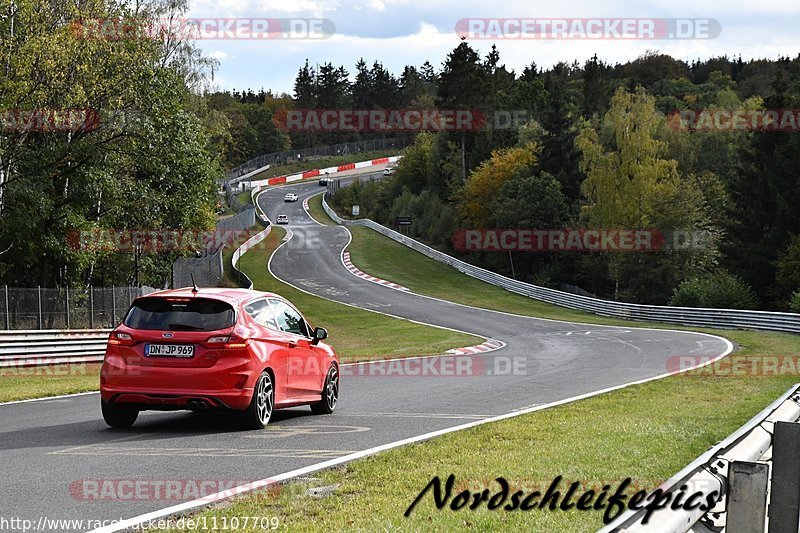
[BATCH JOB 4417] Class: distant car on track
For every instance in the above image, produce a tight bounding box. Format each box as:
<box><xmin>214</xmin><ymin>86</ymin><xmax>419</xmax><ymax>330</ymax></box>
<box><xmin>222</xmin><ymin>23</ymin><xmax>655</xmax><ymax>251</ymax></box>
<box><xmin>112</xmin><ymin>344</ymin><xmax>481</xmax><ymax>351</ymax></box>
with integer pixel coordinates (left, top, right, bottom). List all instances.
<box><xmin>275</xmin><ymin>214</ymin><xmax>289</xmax><ymax>224</ymax></box>
<box><xmin>100</xmin><ymin>288</ymin><xmax>339</xmax><ymax>429</ymax></box>
<box><xmin>383</xmin><ymin>167</ymin><xmax>393</xmax><ymax>176</ymax></box>
<box><xmin>318</xmin><ymin>178</ymin><xmax>329</xmax><ymax>186</ymax></box>
<box><xmin>284</xmin><ymin>193</ymin><xmax>299</xmax><ymax>202</ymax></box>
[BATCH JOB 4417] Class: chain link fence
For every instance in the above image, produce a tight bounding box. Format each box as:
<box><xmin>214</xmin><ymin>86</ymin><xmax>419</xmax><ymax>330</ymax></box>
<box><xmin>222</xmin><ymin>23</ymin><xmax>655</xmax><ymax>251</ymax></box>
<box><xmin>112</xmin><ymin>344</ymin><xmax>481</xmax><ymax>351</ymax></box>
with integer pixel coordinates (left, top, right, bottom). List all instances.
<box><xmin>225</xmin><ymin>136</ymin><xmax>410</xmax><ymax>182</ymax></box>
<box><xmin>214</xmin><ymin>208</ymin><xmax>257</xmax><ymax>248</ymax></box>
<box><xmin>224</xmin><ymin>180</ymin><xmax>250</xmax><ymax>213</ymax></box>
<box><xmin>0</xmin><ymin>286</ymin><xmax>156</xmax><ymax>330</ymax></box>
<box><xmin>172</xmin><ymin>246</ymin><xmax>225</xmax><ymax>289</ymax></box>
<box><xmin>170</xmin><ymin>206</ymin><xmax>265</xmax><ymax>289</ymax></box>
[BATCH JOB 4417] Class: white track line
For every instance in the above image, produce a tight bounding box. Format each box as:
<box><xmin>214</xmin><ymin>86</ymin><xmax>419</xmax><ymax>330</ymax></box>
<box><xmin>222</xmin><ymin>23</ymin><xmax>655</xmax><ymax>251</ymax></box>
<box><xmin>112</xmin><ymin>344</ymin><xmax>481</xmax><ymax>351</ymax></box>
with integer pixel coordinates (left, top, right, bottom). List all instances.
<box><xmin>0</xmin><ymin>390</ymin><xmax>99</xmax><ymax>406</ymax></box>
<box><xmin>269</xmin><ymin>224</ymin><xmax>493</xmax><ymax>342</ymax></box>
<box><xmin>89</xmin><ymin>183</ymin><xmax>734</xmax><ymax>531</ymax></box>
<box><xmin>91</xmin><ymin>336</ymin><xmax>732</xmax><ymax>533</ymax></box>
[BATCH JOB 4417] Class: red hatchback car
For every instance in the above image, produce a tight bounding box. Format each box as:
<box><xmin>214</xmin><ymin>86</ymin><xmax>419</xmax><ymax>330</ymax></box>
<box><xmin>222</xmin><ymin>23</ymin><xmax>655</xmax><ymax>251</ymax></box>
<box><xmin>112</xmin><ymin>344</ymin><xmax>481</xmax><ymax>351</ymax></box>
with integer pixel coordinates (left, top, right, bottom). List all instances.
<box><xmin>100</xmin><ymin>288</ymin><xmax>339</xmax><ymax>429</ymax></box>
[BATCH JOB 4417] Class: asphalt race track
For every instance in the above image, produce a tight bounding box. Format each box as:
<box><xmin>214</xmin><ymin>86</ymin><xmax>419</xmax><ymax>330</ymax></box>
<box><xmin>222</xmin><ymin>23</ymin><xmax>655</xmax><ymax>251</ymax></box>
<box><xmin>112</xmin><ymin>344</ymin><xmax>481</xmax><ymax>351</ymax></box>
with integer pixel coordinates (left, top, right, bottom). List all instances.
<box><xmin>0</xmin><ymin>169</ymin><xmax>732</xmax><ymax>532</ymax></box>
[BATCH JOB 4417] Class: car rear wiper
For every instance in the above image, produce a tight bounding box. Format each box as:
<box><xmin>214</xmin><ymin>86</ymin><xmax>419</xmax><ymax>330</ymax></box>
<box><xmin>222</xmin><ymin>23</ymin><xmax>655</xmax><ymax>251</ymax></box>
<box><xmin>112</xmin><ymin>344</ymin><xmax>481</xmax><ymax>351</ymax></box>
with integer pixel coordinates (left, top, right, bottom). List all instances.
<box><xmin>167</xmin><ymin>323</ymin><xmax>204</xmax><ymax>331</ymax></box>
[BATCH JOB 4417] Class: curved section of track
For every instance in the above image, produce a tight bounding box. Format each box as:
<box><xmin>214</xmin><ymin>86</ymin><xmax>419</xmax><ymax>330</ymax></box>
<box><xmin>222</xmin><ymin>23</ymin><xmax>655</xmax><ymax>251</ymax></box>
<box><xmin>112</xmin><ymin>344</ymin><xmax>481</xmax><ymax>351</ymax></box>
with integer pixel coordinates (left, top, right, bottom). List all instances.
<box><xmin>263</xmin><ymin>178</ymin><xmax>732</xmax><ymax>416</ymax></box>
<box><xmin>0</xmin><ymin>168</ymin><xmax>732</xmax><ymax>531</ymax></box>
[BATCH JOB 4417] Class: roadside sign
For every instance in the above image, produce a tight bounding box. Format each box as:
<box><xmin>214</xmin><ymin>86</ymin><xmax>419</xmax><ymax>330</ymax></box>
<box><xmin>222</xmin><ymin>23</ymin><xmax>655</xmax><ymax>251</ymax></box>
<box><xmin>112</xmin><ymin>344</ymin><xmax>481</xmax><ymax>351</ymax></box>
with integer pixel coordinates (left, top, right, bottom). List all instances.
<box><xmin>395</xmin><ymin>216</ymin><xmax>412</xmax><ymax>226</ymax></box>
<box><xmin>352</xmin><ymin>205</ymin><xmax>360</xmax><ymax>216</ymax></box>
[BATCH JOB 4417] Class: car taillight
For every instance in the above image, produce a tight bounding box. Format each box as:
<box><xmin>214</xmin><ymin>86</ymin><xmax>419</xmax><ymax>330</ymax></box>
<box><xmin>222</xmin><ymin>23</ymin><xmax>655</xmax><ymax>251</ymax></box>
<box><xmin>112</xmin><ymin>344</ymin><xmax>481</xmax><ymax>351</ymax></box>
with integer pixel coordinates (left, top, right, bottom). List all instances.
<box><xmin>108</xmin><ymin>331</ymin><xmax>134</xmax><ymax>346</ymax></box>
<box><xmin>207</xmin><ymin>335</ymin><xmax>249</xmax><ymax>349</ymax></box>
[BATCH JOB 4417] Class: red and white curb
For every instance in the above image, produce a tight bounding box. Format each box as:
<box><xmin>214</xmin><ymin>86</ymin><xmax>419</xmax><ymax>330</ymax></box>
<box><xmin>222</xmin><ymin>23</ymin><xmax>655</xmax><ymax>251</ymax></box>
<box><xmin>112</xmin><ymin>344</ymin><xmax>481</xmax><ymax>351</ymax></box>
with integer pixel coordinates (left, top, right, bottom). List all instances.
<box><xmin>302</xmin><ymin>196</ymin><xmax>310</xmax><ymax>211</ymax></box>
<box><xmin>446</xmin><ymin>338</ymin><xmax>505</xmax><ymax>356</ymax></box>
<box><xmin>342</xmin><ymin>252</ymin><xmax>409</xmax><ymax>291</ymax></box>
<box><xmin>253</xmin><ymin>155</ymin><xmax>402</xmax><ymax>189</ymax></box>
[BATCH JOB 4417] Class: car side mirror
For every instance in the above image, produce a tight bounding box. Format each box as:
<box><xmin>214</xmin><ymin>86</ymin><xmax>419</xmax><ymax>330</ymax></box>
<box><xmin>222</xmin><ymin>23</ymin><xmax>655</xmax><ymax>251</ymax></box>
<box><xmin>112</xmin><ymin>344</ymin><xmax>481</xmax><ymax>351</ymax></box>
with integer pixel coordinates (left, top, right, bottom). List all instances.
<box><xmin>311</xmin><ymin>326</ymin><xmax>328</xmax><ymax>345</ymax></box>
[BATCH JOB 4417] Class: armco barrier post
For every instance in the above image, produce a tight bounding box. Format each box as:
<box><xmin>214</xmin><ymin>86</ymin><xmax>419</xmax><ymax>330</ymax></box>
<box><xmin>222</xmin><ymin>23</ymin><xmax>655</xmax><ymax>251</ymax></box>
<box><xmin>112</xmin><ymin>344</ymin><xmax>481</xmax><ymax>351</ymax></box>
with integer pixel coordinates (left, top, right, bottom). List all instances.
<box><xmin>111</xmin><ymin>285</ymin><xmax>116</xmax><ymax>326</ymax></box>
<box><xmin>65</xmin><ymin>288</ymin><xmax>70</xmax><ymax>329</ymax></box>
<box><xmin>3</xmin><ymin>285</ymin><xmax>8</xmax><ymax>330</ymax></box>
<box><xmin>768</xmin><ymin>421</ymin><xmax>800</xmax><ymax>533</ymax></box>
<box><xmin>727</xmin><ymin>461</ymin><xmax>768</xmax><ymax>533</ymax></box>
<box><xmin>37</xmin><ymin>285</ymin><xmax>42</xmax><ymax>330</ymax></box>
<box><xmin>89</xmin><ymin>288</ymin><xmax>94</xmax><ymax>329</ymax></box>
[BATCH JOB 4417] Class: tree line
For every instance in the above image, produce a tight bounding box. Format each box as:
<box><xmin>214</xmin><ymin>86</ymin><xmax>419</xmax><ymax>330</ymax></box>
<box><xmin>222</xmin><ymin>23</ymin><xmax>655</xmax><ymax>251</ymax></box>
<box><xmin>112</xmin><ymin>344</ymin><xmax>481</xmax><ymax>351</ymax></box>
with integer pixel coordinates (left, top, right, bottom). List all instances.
<box><xmin>0</xmin><ymin>0</ymin><xmax>222</xmax><ymax>289</ymax></box>
<box><xmin>4</xmin><ymin>0</ymin><xmax>800</xmax><ymax>313</ymax></box>
<box><xmin>318</xmin><ymin>45</ymin><xmax>800</xmax><ymax>311</ymax></box>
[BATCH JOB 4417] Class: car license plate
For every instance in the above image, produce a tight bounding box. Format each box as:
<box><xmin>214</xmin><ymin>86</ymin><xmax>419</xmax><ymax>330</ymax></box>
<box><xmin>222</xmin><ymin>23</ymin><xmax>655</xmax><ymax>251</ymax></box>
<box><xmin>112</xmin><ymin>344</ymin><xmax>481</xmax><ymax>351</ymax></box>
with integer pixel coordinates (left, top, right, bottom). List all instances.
<box><xmin>145</xmin><ymin>344</ymin><xmax>194</xmax><ymax>358</ymax></box>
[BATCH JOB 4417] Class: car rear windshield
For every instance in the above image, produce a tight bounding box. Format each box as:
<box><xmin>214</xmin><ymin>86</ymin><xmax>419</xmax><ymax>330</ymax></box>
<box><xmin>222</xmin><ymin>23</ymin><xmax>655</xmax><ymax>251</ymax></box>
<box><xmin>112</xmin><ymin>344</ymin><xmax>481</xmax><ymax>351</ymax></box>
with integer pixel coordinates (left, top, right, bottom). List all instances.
<box><xmin>124</xmin><ymin>297</ymin><xmax>235</xmax><ymax>331</ymax></box>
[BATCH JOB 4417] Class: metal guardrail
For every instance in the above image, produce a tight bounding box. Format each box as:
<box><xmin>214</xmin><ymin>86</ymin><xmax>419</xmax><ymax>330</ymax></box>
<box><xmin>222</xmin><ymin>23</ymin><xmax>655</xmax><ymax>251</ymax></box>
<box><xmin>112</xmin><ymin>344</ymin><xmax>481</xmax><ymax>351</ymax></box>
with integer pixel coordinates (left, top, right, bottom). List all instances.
<box><xmin>0</xmin><ymin>329</ymin><xmax>111</xmax><ymax>367</ymax></box>
<box><xmin>230</xmin><ymin>207</ymin><xmax>272</xmax><ymax>290</ymax></box>
<box><xmin>322</xmin><ymin>196</ymin><xmax>800</xmax><ymax>334</ymax></box>
<box><xmin>601</xmin><ymin>383</ymin><xmax>800</xmax><ymax>532</ymax></box>
<box><xmin>225</xmin><ymin>137</ymin><xmax>410</xmax><ymax>182</ymax></box>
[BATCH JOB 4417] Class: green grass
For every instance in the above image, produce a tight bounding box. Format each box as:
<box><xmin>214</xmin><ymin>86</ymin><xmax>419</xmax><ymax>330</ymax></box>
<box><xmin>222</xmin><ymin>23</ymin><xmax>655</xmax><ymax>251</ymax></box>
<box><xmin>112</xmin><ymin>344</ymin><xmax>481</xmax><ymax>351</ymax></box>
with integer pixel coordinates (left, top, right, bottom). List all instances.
<box><xmin>250</xmin><ymin>150</ymin><xmax>398</xmax><ymax>181</ymax></box>
<box><xmin>305</xmin><ymin>192</ymin><xmax>336</xmax><ymax>226</ymax></box>
<box><xmin>0</xmin><ymin>363</ymin><xmax>101</xmax><ymax>403</ymax></box>
<box><xmin>0</xmin><ymin>226</ymin><xmax>478</xmax><ymax>402</ymax></box>
<box><xmin>164</xmin><ymin>367</ymin><xmax>798</xmax><ymax>532</ymax></box>
<box><xmin>161</xmin><ymin>218</ymin><xmax>800</xmax><ymax>532</ymax></box>
<box><xmin>344</xmin><ymin>225</ymin><xmax>734</xmax><ymax>331</ymax></box>
<box><xmin>237</xmin><ymin>227</ymin><xmax>480</xmax><ymax>360</ymax></box>
<box><xmin>221</xmin><ymin>248</ymin><xmax>244</xmax><ymax>288</ymax></box>
<box><xmin>236</xmin><ymin>189</ymin><xmax>253</xmax><ymax>206</ymax></box>
<box><xmin>347</xmin><ymin>223</ymin><xmax>605</xmax><ymax>321</ymax></box>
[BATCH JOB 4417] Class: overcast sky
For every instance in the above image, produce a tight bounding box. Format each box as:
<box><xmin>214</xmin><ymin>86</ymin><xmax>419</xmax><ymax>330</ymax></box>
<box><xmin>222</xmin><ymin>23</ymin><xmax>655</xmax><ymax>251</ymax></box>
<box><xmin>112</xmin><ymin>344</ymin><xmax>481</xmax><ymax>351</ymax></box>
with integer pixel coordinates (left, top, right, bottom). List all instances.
<box><xmin>187</xmin><ymin>0</ymin><xmax>800</xmax><ymax>95</ymax></box>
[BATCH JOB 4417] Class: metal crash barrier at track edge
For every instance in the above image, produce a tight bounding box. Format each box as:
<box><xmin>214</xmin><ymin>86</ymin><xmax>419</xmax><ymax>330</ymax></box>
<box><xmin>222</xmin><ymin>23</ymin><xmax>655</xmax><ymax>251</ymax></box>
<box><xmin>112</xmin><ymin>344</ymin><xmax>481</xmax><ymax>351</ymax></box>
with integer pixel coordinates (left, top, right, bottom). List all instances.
<box><xmin>321</xmin><ymin>195</ymin><xmax>800</xmax><ymax>335</ymax></box>
<box><xmin>600</xmin><ymin>383</ymin><xmax>800</xmax><ymax>532</ymax></box>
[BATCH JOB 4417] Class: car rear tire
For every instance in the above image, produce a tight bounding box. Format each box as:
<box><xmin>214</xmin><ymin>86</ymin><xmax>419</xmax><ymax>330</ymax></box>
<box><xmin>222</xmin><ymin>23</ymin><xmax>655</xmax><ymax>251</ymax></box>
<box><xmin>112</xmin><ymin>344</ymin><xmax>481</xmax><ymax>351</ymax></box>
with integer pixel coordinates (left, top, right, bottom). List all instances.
<box><xmin>241</xmin><ymin>371</ymin><xmax>274</xmax><ymax>429</ymax></box>
<box><xmin>311</xmin><ymin>365</ymin><xmax>338</xmax><ymax>415</ymax></box>
<box><xmin>101</xmin><ymin>400</ymin><xmax>138</xmax><ymax>428</ymax></box>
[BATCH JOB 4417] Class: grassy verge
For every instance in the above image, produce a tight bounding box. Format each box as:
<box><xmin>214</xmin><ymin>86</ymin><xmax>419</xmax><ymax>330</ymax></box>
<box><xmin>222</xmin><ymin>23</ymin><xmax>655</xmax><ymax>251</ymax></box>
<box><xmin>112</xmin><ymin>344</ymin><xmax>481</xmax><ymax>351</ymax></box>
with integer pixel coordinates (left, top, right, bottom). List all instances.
<box><xmin>236</xmin><ymin>189</ymin><xmax>253</xmax><ymax>206</ymax></box>
<box><xmin>305</xmin><ymin>192</ymin><xmax>336</xmax><ymax>226</ymax></box>
<box><xmin>249</xmin><ymin>150</ymin><xmax>398</xmax><ymax>181</ymax></box>
<box><xmin>221</xmin><ymin>248</ymin><xmax>243</xmax><ymax>288</ymax></box>
<box><xmin>161</xmin><ymin>219</ymin><xmax>800</xmax><ymax>532</ymax></box>
<box><xmin>0</xmin><ymin>226</ymin><xmax>478</xmax><ymax>402</ymax></box>
<box><xmin>344</xmin><ymin>225</ymin><xmax>726</xmax><ymax>330</ymax></box>
<box><xmin>164</xmin><ymin>368</ymin><xmax>798</xmax><ymax>532</ymax></box>
<box><xmin>0</xmin><ymin>363</ymin><xmax>101</xmax><ymax>403</ymax></box>
<box><xmin>237</xmin><ymin>227</ymin><xmax>480</xmax><ymax>360</ymax></box>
